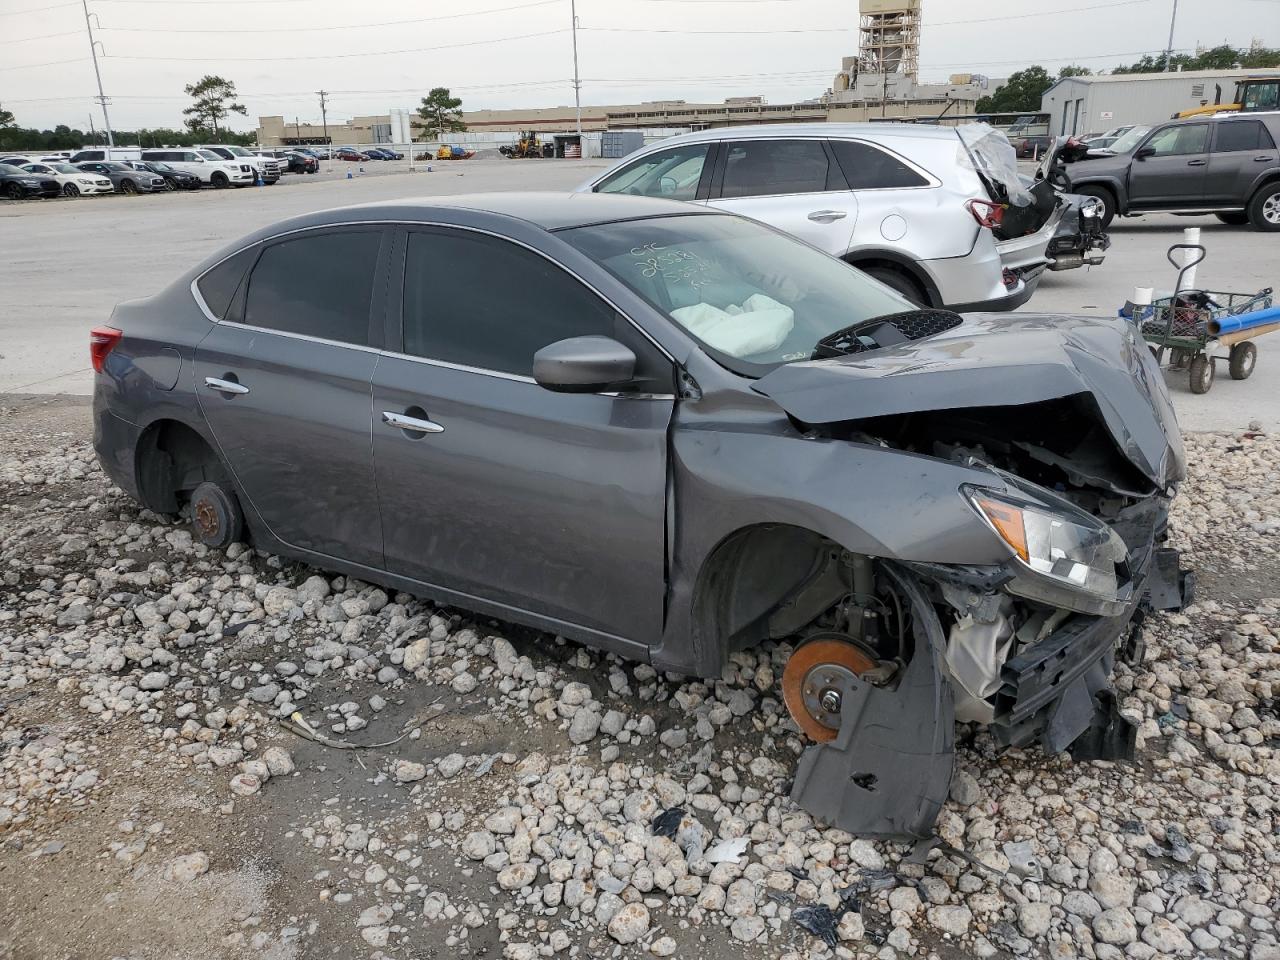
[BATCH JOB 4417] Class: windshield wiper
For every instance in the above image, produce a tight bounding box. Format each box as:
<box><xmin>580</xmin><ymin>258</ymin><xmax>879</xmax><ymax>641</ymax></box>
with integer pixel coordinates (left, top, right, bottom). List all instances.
<box><xmin>811</xmin><ymin>309</ymin><xmax>964</xmax><ymax>360</ymax></box>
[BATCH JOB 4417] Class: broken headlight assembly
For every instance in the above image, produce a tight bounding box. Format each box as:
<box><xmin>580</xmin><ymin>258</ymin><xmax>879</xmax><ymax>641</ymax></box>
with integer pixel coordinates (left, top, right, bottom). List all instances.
<box><xmin>964</xmin><ymin>485</ymin><xmax>1132</xmax><ymax>617</ymax></box>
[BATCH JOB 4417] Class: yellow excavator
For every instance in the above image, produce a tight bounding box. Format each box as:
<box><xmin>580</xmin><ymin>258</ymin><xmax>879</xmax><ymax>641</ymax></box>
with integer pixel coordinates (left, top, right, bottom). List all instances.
<box><xmin>499</xmin><ymin>130</ymin><xmax>544</xmax><ymax>158</ymax></box>
<box><xmin>1173</xmin><ymin>76</ymin><xmax>1280</xmax><ymax>119</ymax></box>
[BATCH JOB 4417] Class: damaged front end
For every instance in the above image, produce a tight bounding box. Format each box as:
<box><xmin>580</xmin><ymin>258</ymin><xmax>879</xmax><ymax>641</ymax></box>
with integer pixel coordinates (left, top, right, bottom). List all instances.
<box><xmin>764</xmin><ymin>314</ymin><xmax>1191</xmax><ymax>840</ymax></box>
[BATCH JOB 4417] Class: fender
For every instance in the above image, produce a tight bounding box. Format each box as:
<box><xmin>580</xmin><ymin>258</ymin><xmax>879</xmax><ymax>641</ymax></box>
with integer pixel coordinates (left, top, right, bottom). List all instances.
<box><xmin>842</xmin><ymin>247</ymin><xmax>944</xmax><ymax>307</ymax></box>
<box><xmin>1070</xmin><ymin>172</ymin><xmax>1129</xmax><ymax>211</ymax></box>
<box><xmin>654</xmin><ymin>404</ymin><xmax>1012</xmax><ymax>676</ymax></box>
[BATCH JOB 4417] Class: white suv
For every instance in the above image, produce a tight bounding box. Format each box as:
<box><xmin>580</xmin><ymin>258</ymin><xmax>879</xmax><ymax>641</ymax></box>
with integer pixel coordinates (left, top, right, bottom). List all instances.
<box><xmin>581</xmin><ymin>123</ymin><xmax>1073</xmax><ymax>311</ymax></box>
<box><xmin>197</xmin><ymin>144</ymin><xmax>280</xmax><ymax>184</ymax></box>
<box><xmin>140</xmin><ymin>149</ymin><xmax>254</xmax><ymax>188</ymax></box>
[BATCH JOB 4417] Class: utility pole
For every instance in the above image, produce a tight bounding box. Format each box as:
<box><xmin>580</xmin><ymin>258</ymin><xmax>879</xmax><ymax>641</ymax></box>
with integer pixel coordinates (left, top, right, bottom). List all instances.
<box><xmin>570</xmin><ymin>0</ymin><xmax>582</xmax><ymax>139</ymax></box>
<box><xmin>81</xmin><ymin>0</ymin><xmax>114</xmax><ymax>151</ymax></box>
<box><xmin>317</xmin><ymin>90</ymin><xmax>329</xmax><ymax>144</ymax></box>
<box><xmin>1163</xmin><ymin>0</ymin><xmax>1179</xmax><ymax>71</ymax></box>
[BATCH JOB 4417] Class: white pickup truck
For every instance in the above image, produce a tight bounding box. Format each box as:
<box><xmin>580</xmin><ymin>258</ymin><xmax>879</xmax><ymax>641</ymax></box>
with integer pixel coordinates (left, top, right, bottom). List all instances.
<box><xmin>197</xmin><ymin>144</ymin><xmax>280</xmax><ymax>184</ymax></box>
<box><xmin>140</xmin><ymin>149</ymin><xmax>255</xmax><ymax>188</ymax></box>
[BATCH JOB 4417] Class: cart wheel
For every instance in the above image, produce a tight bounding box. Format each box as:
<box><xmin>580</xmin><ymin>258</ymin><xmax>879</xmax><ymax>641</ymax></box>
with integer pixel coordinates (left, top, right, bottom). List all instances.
<box><xmin>1228</xmin><ymin>342</ymin><xmax>1256</xmax><ymax>380</ymax></box>
<box><xmin>1189</xmin><ymin>354</ymin><xmax>1215</xmax><ymax>394</ymax></box>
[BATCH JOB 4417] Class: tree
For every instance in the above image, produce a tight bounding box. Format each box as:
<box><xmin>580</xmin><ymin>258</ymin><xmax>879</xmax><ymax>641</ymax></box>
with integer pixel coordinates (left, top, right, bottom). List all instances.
<box><xmin>975</xmin><ymin>65</ymin><xmax>1053</xmax><ymax>113</ymax></box>
<box><xmin>1057</xmin><ymin>65</ymin><xmax>1093</xmax><ymax>79</ymax></box>
<box><xmin>415</xmin><ymin>87</ymin><xmax>466</xmax><ymax>140</ymax></box>
<box><xmin>182</xmin><ymin>75</ymin><xmax>248</xmax><ymax>137</ymax></box>
<box><xmin>0</xmin><ymin>103</ymin><xmax>14</xmax><ymax>128</ymax></box>
<box><xmin>1111</xmin><ymin>44</ymin><xmax>1280</xmax><ymax>74</ymax></box>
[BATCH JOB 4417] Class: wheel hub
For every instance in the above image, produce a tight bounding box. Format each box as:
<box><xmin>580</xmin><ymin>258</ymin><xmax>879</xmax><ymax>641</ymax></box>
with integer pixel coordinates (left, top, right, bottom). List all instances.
<box><xmin>194</xmin><ymin>498</ymin><xmax>220</xmax><ymax>538</ymax></box>
<box><xmin>782</xmin><ymin>637</ymin><xmax>876</xmax><ymax>742</ymax></box>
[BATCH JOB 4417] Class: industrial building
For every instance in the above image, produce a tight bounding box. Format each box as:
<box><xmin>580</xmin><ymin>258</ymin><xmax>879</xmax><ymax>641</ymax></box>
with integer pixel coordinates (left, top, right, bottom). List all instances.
<box><xmin>257</xmin><ymin>0</ymin><xmax>1001</xmax><ymax>148</ymax></box>
<box><xmin>1042</xmin><ymin>69</ymin><xmax>1280</xmax><ymax>136</ymax></box>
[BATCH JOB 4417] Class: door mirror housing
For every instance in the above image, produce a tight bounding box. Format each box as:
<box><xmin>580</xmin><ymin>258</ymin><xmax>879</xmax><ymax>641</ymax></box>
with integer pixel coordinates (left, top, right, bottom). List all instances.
<box><xmin>1135</xmin><ymin>145</ymin><xmax>1156</xmax><ymax>160</ymax></box>
<box><xmin>533</xmin><ymin>336</ymin><xmax>637</xmax><ymax>393</ymax></box>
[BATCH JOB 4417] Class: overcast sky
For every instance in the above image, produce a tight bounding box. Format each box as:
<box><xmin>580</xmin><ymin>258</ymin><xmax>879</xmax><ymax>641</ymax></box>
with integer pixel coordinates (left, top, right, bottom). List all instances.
<box><xmin>2</xmin><ymin>0</ymin><xmax>1275</xmax><ymax>132</ymax></box>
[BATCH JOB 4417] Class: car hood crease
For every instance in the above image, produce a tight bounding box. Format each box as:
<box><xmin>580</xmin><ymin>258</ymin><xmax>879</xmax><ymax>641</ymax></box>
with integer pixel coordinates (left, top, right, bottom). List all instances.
<box><xmin>751</xmin><ymin>312</ymin><xmax>1185</xmax><ymax>489</ymax></box>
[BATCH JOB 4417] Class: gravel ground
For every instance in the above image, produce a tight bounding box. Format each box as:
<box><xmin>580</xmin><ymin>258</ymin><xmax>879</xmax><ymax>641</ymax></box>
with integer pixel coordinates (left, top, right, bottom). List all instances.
<box><xmin>1</xmin><ymin>394</ymin><xmax>1278</xmax><ymax>960</ymax></box>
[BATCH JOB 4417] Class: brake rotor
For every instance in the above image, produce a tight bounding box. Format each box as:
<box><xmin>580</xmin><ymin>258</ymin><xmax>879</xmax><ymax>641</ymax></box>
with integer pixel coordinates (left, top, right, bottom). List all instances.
<box><xmin>782</xmin><ymin>636</ymin><xmax>876</xmax><ymax>743</ymax></box>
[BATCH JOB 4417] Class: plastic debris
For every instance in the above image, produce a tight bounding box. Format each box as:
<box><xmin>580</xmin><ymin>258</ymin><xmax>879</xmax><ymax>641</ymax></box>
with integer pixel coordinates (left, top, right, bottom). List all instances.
<box><xmin>651</xmin><ymin>806</ymin><xmax>707</xmax><ymax>862</ymax></box>
<box><xmin>704</xmin><ymin>836</ymin><xmax>750</xmax><ymax>865</ymax></box>
<box><xmin>793</xmin><ymin>905</ymin><xmax>842</xmax><ymax>947</ymax></box>
<box><xmin>1002</xmin><ymin>840</ymin><xmax>1044</xmax><ymax>881</ymax></box>
<box><xmin>651</xmin><ymin>807</ymin><xmax>684</xmax><ymax>839</ymax></box>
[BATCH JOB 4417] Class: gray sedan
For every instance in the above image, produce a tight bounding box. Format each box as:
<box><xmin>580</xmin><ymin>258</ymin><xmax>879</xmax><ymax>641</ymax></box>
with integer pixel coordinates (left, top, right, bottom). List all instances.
<box><xmin>91</xmin><ymin>192</ymin><xmax>1189</xmax><ymax>838</ymax></box>
<box><xmin>75</xmin><ymin>160</ymin><xmax>168</xmax><ymax>194</ymax></box>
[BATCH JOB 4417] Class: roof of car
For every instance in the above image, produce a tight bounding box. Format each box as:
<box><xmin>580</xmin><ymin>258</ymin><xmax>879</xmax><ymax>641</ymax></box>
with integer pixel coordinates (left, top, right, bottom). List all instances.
<box><xmin>334</xmin><ymin>191</ymin><xmax>701</xmax><ymax>230</ymax></box>
<box><xmin>645</xmin><ymin>122</ymin><xmax>962</xmax><ymax>144</ymax></box>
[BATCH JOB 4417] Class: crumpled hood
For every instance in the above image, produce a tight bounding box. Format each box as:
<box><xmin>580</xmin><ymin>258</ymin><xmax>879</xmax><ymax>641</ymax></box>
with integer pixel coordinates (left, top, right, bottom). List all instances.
<box><xmin>753</xmin><ymin>312</ymin><xmax>1186</xmax><ymax>490</ymax></box>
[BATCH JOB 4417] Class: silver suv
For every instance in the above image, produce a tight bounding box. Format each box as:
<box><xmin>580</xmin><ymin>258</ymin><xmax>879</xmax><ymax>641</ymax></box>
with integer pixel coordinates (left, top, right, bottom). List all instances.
<box><xmin>581</xmin><ymin>123</ymin><xmax>1069</xmax><ymax>311</ymax></box>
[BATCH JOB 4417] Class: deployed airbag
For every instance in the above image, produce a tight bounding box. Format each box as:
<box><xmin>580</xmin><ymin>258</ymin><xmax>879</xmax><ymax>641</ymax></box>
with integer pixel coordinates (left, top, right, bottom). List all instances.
<box><xmin>672</xmin><ymin>294</ymin><xmax>795</xmax><ymax>358</ymax></box>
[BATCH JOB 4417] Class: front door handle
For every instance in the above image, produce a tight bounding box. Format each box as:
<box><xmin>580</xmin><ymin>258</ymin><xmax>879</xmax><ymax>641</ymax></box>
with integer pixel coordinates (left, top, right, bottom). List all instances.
<box><xmin>382</xmin><ymin>410</ymin><xmax>444</xmax><ymax>435</ymax></box>
<box><xmin>807</xmin><ymin>209</ymin><xmax>848</xmax><ymax>223</ymax></box>
<box><xmin>1256</xmin><ymin>155</ymin><xmax>1277</xmax><ymax>162</ymax></box>
<box><xmin>204</xmin><ymin>376</ymin><xmax>249</xmax><ymax>395</ymax></box>
<box><xmin>1186</xmin><ymin>159</ymin><xmax>1207</xmax><ymax>166</ymax></box>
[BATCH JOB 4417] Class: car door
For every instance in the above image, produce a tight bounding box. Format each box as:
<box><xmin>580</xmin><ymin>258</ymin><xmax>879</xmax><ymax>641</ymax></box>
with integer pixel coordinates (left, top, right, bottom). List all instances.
<box><xmin>826</xmin><ymin>138</ymin><xmax>934</xmax><ymax>256</ymax></box>
<box><xmin>592</xmin><ymin>141</ymin><xmax>716</xmax><ymax>203</ymax></box>
<box><xmin>1127</xmin><ymin>123</ymin><xmax>1210</xmax><ymax>207</ymax></box>
<box><xmin>704</xmin><ymin>138</ymin><xmax>857</xmax><ymax>257</ymax></box>
<box><xmin>193</xmin><ymin>226</ymin><xmax>389</xmax><ymax>568</ymax></box>
<box><xmin>1204</xmin><ymin>119</ymin><xmax>1278</xmax><ymax>205</ymax></box>
<box><xmin>372</xmin><ymin>225</ymin><xmax>675</xmax><ymax>648</ymax></box>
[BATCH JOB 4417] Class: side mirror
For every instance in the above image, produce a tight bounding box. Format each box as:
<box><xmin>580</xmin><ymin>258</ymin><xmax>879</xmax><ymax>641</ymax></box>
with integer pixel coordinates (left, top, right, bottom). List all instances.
<box><xmin>533</xmin><ymin>336</ymin><xmax>636</xmax><ymax>393</ymax></box>
<box><xmin>1135</xmin><ymin>146</ymin><xmax>1156</xmax><ymax>160</ymax></box>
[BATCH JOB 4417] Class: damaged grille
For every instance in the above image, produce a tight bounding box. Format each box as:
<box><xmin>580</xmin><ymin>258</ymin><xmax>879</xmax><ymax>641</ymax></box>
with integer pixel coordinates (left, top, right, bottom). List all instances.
<box><xmin>813</xmin><ymin>309</ymin><xmax>963</xmax><ymax>359</ymax></box>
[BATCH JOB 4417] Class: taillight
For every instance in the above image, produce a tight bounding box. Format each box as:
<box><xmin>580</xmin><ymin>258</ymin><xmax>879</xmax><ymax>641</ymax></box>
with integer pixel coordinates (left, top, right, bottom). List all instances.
<box><xmin>90</xmin><ymin>326</ymin><xmax>122</xmax><ymax>372</ymax></box>
<box><xmin>966</xmin><ymin>198</ymin><xmax>1005</xmax><ymax>230</ymax></box>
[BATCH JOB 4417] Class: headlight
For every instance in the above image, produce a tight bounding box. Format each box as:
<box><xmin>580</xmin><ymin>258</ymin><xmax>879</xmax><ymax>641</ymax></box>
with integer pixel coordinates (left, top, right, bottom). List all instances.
<box><xmin>78</xmin><ymin>178</ymin><xmax>94</xmax><ymax>184</ymax></box>
<box><xmin>1079</xmin><ymin>198</ymin><xmax>1103</xmax><ymax>219</ymax></box>
<box><xmin>966</xmin><ymin>486</ymin><xmax>1131</xmax><ymax>615</ymax></box>
<box><xmin>21</xmin><ymin>179</ymin><xmax>38</xmax><ymax>186</ymax></box>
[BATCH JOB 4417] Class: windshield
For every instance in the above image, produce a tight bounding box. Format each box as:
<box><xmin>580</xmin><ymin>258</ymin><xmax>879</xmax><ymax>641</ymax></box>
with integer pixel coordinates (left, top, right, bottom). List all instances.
<box><xmin>1107</xmin><ymin>125</ymin><xmax>1150</xmax><ymax>154</ymax></box>
<box><xmin>560</xmin><ymin>214</ymin><xmax>913</xmax><ymax>376</ymax></box>
<box><xmin>149</xmin><ymin>161</ymin><xmax>173</xmax><ymax>172</ymax></box>
<box><xmin>53</xmin><ymin>163</ymin><xmax>79</xmax><ymax>174</ymax></box>
<box><xmin>224</xmin><ymin>146</ymin><xmax>252</xmax><ymax>156</ymax></box>
<box><xmin>0</xmin><ymin>163</ymin><xmax>24</xmax><ymax>175</ymax></box>
<box><xmin>101</xmin><ymin>161</ymin><xmax>129</xmax><ymax>171</ymax></box>
<box><xmin>197</xmin><ymin>150</ymin><xmax>221</xmax><ymax>161</ymax></box>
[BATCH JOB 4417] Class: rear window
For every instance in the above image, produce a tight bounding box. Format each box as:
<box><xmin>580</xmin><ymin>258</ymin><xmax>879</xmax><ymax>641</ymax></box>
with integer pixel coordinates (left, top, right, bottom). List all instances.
<box><xmin>1213</xmin><ymin>120</ymin><xmax>1276</xmax><ymax>153</ymax></box>
<box><xmin>830</xmin><ymin>140</ymin><xmax>930</xmax><ymax>189</ymax></box>
<box><xmin>195</xmin><ymin>247</ymin><xmax>258</xmax><ymax>320</ymax></box>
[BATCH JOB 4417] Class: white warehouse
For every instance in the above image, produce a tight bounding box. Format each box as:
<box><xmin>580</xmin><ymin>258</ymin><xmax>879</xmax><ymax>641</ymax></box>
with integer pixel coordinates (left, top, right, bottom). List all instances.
<box><xmin>1042</xmin><ymin>69</ymin><xmax>1280</xmax><ymax>136</ymax></box>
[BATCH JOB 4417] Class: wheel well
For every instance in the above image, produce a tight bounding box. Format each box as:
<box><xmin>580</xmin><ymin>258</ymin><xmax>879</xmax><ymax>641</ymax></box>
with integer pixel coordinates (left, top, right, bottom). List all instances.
<box><xmin>1250</xmin><ymin>175</ymin><xmax>1280</xmax><ymax>200</ymax></box>
<box><xmin>134</xmin><ymin>419</ymin><xmax>229</xmax><ymax>515</ymax></box>
<box><xmin>691</xmin><ymin>524</ymin><xmax>854</xmax><ymax>668</ymax></box>
<box><xmin>1074</xmin><ymin>181</ymin><xmax>1117</xmax><ymax>205</ymax></box>
<box><xmin>842</xmin><ymin>255</ymin><xmax>935</xmax><ymax>306</ymax></box>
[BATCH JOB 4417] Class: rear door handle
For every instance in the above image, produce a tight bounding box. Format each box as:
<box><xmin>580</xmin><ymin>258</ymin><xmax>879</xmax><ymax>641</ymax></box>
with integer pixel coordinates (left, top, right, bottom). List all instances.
<box><xmin>1186</xmin><ymin>159</ymin><xmax>1207</xmax><ymax>166</ymax></box>
<box><xmin>204</xmin><ymin>376</ymin><xmax>249</xmax><ymax>395</ymax></box>
<box><xmin>807</xmin><ymin>209</ymin><xmax>848</xmax><ymax>223</ymax></box>
<box><xmin>382</xmin><ymin>411</ymin><xmax>444</xmax><ymax>435</ymax></box>
<box><xmin>1256</xmin><ymin>155</ymin><xmax>1277</xmax><ymax>162</ymax></box>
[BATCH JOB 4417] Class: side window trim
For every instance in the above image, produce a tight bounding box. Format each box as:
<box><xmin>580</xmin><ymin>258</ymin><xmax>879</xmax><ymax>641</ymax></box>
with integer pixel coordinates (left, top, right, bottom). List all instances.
<box><xmin>694</xmin><ymin>141</ymin><xmax>721</xmax><ymax>201</ymax></box>
<box><xmin>390</xmin><ymin>223</ymin><xmax>676</xmax><ymax>387</ymax></box>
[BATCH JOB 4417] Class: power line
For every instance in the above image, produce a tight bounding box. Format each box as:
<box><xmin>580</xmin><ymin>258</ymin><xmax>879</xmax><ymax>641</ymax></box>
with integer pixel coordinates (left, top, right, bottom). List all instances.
<box><xmin>0</xmin><ymin>55</ymin><xmax>91</xmax><ymax>72</ymax></box>
<box><xmin>0</xmin><ymin>29</ymin><xmax>83</xmax><ymax>44</ymax></box>
<box><xmin>929</xmin><ymin>0</ymin><xmax>1150</xmax><ymax>27</ymax></box>
<box><xmin>0</xmin><ymin>1</ymin><xmax>78</xmax><ymax>15</ymax></box>
<box><xmin>581</xmin><ymin>26</ymin><xmax>850</xmax><ymax>34</ymax></box>
<box><xmin>97</xmin><ymin>0</ymin><xmax>562</xmax><ymax>34</ymax></box>
<box><xmin>103</xmin><ymin>27</ymin><xmax>570</xmax><ymax>62</ymax></box>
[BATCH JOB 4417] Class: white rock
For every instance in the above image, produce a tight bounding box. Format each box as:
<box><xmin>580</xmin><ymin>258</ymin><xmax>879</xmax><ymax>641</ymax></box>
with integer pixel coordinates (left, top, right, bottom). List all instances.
<box><xmin>394</xmin><ymin>760</ymin><xmax>427</xmax><ymax>783</ymax></box>
<box><xmin>607</xmin><ymin>902</ymin><xmax>650</xmax><ymax>944</ymax></box>
<box><xmin>928</xmin><ymin>904</ymin><xmax>972</xmax><ymax>936</ymax></box>
<box><xmin>163</xmin><ymin>852</ymin><xmax>210</xmax><ymax>882</ymax></box>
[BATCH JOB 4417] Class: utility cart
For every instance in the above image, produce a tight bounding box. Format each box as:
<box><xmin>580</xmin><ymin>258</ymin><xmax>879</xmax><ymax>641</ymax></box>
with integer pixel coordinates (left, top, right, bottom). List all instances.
<box><xmin>1123</xmin><ymin>244</ymin><xmax>1276</xmax><ymax>395</ymax></box>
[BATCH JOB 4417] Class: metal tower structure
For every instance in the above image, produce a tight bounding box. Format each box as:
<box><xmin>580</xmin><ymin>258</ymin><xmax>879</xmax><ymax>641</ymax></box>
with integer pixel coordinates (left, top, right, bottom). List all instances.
<box><xmin>857</xmin><ymin>0</ymin><xmax>921</xmax><ymax>81</ymax></box>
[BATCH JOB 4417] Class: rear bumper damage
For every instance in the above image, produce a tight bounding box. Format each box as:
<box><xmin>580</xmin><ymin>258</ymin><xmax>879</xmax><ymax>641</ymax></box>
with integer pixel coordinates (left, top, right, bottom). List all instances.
<box><xmin>790</xmin><ymin>540</ymin><xmax>1191</xmax><ymax>841</ymax></box>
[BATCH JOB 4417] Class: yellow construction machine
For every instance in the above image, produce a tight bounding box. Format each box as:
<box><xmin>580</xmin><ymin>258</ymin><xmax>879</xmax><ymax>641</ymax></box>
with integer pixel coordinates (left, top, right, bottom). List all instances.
<box><xmin>1173</xmin><ymin>76</ymin><xmax>1280</xmax><ymax>119</ymax></box>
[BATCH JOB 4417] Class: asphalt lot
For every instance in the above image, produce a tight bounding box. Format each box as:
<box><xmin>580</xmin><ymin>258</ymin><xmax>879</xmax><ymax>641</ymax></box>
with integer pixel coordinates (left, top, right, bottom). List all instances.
<box><xmin>2</xmin><ymin>156</ymin><xmax>1277</xmax><ymax>431</ymax></box>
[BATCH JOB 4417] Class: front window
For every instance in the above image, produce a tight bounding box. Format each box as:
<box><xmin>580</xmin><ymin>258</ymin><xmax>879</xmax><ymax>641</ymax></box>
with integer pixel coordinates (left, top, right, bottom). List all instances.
<box><xmin>1108</xmin><ymin>125</ymin><xmax>1150</xmax><ymax>154</ymax></box>
<box><xmin>594</xmin><ymin>143</ymin><xmax>710</xmax><ymax>201</ymax></box>
<box><xmin>560</xmin><ymin>214</ymin><xmax>913</xmax><ymax>376</ymax></box>
<box><xmin>1241</xmin><ymin>80</ymin><xmax>1279</xmax><ymax>112</ymax></box>
<box><xmin>1142</xmin><ymin>123</ymin><xmax>1208</xmax><ymax>157</ymax></box>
